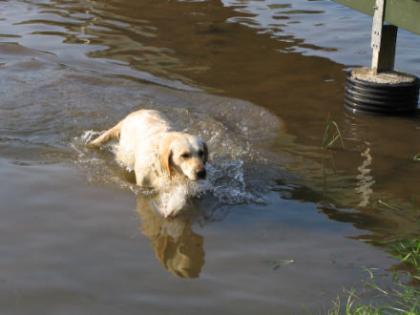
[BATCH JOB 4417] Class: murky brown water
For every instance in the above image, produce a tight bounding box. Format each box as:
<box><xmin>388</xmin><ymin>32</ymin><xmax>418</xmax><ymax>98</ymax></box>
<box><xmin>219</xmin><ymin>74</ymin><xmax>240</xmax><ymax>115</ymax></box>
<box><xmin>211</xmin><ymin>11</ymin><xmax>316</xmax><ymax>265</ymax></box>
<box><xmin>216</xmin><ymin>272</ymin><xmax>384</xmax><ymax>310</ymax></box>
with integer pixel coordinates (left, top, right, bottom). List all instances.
<box><xmin>1</xmin><ymin>0</ymin><xmax>419</xmax><ymax>314</ymax></box>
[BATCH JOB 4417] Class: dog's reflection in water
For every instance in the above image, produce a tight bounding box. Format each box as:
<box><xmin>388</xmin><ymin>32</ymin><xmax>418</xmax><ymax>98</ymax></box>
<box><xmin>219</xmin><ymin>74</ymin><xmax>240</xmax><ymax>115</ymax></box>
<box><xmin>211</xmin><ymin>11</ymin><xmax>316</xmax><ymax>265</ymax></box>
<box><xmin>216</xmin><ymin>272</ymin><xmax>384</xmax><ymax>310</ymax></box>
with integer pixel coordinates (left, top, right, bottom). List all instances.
<box><xmin>136</xmin><ymin>195</ymin><xmax>205</xmax><ymax>279</ymax></box>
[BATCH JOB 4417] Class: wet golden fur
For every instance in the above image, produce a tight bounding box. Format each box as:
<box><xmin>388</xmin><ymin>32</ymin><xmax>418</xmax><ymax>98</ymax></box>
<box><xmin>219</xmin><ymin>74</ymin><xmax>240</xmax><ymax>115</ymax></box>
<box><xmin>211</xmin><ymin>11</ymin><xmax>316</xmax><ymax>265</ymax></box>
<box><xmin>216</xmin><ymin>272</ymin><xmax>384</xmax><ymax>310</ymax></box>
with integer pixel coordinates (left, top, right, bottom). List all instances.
<box><xmin>88</xmin><ymin>109</ymin><xmax>208</xmax><ymax>200</ymax></box>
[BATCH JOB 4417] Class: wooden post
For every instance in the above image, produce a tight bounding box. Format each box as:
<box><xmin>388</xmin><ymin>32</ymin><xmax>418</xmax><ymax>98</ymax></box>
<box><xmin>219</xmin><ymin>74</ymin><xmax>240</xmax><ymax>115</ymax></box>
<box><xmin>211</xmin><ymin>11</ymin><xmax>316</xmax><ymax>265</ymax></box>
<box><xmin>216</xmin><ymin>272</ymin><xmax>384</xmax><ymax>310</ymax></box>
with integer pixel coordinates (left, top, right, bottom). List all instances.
<box><xmin>339</xmin><ymin>0</ymin><xmax>419</xmax><ymax>115</ymax></box>
<box><xmin>371</xmin><ymin>0</ymin><xmax>398</xmax><ymax>73</ymax></box>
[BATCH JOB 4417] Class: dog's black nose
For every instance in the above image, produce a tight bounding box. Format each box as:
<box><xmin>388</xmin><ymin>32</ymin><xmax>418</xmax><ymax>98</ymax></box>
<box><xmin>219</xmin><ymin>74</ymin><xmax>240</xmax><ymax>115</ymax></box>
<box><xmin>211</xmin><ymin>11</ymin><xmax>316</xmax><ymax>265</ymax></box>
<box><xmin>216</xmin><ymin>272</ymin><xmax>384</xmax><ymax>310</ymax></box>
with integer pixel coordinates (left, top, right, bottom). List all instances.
<box><xmin>196</xmin><ymin>169</ymin><xmax>206</xmax><ymax>179</ymax></box>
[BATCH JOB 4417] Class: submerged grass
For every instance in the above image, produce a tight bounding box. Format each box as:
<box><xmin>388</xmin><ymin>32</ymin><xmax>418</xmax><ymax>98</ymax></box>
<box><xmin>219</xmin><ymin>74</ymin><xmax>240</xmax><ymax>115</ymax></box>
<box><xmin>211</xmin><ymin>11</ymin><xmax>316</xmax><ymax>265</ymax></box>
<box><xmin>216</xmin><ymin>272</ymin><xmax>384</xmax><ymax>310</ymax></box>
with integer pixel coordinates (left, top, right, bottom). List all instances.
<box><xmin>389</xmin><ymin>239</ymin><xmax>420</xmax><ymax>282</ymax></box>
<box><xmin>322</xmin><ymin>118</ymin><xmax>344</xmax><ymax>149</ymax></box>
<box><xmin>328</xmin><ymin>277</ymin><xmax>420</xmax><ymax>315</ymax></box>
<box><xmin>328</xmin><ymin>290</ymin><xmax>382</xmax><ymax>315</ymax></box>
<box><xmin>327</xmin><ymin>238</ymin><xmax>420</xmax><ymax>315</ymax></box>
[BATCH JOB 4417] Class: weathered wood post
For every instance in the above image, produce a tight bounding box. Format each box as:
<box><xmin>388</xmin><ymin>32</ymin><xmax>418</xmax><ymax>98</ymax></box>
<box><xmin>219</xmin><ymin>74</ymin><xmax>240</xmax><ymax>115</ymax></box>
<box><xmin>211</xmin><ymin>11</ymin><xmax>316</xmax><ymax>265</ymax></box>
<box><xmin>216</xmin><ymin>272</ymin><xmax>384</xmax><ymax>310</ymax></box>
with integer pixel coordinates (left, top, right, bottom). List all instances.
<box><xmin>370</xmin><ymin>0</ymin><xmax>397</xmax><ymax>74</ymax></box>
<box><xmin>339</xmin><ymin>0</ymin><xmax>420</xmax><ymax>114</ymax></box>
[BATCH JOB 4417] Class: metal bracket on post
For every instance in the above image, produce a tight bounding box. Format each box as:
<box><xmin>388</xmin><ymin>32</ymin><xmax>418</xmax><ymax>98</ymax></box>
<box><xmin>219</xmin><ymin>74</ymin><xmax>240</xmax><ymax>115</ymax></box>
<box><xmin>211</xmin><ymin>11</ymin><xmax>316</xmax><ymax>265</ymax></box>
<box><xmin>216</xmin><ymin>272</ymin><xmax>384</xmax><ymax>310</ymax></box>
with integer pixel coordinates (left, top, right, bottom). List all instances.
<box><xmin>371</xmin><ymin>0</ymin><xmax>398</xmax><ymax>74</ymax></box>
<box><xmin>344</xmin><ymin>0</ymin><xmax>419</xmax><ymax>115</ymax></box>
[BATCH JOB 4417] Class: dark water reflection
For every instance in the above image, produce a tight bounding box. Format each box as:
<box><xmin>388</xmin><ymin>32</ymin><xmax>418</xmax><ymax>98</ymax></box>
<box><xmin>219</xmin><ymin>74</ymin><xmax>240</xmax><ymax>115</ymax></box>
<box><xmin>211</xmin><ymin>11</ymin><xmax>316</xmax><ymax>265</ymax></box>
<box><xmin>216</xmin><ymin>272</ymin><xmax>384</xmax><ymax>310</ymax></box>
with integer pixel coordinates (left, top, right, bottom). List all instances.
<box><xmin>1</xmin><ymin>0</ymin><xmax>420</xmax><ymax>313</ymax></box>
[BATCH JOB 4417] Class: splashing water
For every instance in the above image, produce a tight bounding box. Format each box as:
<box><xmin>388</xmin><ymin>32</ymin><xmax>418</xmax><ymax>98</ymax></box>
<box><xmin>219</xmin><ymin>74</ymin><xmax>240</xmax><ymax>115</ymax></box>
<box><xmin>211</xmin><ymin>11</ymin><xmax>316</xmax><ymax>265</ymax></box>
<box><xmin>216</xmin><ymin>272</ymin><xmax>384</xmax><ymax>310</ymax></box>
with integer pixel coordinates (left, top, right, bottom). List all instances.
<box><xmin>149</xmin><ymin>160</ymin><xmax>262</xmax><ymax>217</ymax></box>
<box><xmin>73</xmin><ymin>129</ymin><xmax>263</xmax><ymax>216</ymax></box>
<box><xmin>80</xmin><ymin>130</ymin><xmax>101</xmax><ymax>145</ymax></box>
<box><xmin>205</xmin><ymin>161</ymin><xmax>261</xmax><ymax>204</ymax></box>
<box><xmin>153</xmin><ymin>184</ymin><xmax>195</xmax><ymax>217</ymax></box>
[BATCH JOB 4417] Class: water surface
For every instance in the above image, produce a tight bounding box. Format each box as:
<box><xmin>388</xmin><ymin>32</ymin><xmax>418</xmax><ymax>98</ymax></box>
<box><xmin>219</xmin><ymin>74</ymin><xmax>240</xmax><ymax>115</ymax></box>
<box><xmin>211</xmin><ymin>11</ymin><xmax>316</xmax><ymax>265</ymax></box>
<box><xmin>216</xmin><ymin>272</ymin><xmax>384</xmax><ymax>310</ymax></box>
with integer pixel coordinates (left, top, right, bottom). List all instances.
<box><xmin>1</xmin><ymin>0</ymin><xmax>419</xmax><ymax>314</ymax></box>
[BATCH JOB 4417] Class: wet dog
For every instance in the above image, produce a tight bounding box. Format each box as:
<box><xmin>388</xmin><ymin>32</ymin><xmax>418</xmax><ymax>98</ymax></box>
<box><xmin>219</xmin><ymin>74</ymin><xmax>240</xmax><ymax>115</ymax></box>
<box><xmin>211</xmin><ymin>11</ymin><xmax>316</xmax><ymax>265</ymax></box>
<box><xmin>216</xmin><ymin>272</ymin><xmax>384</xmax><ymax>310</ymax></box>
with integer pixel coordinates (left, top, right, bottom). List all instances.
<box><xmin>88</xmin><ymin>109</ymin><xmax>208</xmax><ymax>215</ymax></box>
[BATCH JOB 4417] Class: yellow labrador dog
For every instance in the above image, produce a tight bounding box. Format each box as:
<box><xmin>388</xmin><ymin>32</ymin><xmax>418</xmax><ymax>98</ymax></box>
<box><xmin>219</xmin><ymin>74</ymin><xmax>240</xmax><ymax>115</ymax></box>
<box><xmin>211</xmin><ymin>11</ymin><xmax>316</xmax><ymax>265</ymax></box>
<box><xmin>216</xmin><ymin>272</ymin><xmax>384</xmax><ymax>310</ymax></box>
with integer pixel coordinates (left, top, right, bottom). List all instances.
<box><xmin>88</xmin><ymin>109</ymin><xmax>208</xmax><ymax>190</ymax></box>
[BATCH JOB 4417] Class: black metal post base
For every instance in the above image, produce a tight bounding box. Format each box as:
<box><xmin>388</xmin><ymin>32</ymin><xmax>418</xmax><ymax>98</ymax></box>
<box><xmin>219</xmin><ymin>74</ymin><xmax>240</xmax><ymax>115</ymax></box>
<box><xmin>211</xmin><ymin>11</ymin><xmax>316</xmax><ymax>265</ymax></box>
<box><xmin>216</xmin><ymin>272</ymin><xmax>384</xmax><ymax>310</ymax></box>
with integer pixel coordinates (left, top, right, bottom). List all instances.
<box><xmin>344</xmin><ymin>67</ymin><xmax>419</xmax><ymax>115</ymax></box>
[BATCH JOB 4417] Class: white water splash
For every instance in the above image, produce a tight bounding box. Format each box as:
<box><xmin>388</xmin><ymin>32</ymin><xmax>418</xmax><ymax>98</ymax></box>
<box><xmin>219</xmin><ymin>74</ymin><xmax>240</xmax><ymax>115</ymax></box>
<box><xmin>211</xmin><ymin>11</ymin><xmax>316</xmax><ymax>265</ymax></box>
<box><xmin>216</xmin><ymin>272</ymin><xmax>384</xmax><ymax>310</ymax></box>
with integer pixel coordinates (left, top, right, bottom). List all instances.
<box><xmin>146</xmin><ymin>160</ymin><xmax>263</xmax><ymax>217</ymax></box>
<box><xmin>74</xmin><ymin>128</ymin><xmax>264</xmax><ymax>217</ymax></box>
<box><xmin>80</xmin><ymin>130</ymin><xmax>101</xmax><ymax>144</ymax></box>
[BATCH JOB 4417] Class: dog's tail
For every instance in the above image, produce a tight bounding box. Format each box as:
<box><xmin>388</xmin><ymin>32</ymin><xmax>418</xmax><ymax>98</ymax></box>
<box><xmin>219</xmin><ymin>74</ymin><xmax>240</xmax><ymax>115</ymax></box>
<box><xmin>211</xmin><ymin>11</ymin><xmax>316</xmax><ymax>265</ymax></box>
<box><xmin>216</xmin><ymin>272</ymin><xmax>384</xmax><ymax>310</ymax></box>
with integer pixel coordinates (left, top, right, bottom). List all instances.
<box><xmin>88</xmin><ymin>121</ymin><xmax>123</xmax><ymax>148</ymax></box>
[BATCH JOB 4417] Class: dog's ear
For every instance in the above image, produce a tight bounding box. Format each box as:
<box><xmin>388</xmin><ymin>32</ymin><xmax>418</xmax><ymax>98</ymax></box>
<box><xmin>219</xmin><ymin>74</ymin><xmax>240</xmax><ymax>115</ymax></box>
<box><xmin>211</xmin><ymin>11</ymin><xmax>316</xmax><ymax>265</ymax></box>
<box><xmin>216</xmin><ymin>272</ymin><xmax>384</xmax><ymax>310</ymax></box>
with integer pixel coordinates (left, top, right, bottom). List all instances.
<box><xmin>160</xmin><ymin>136</ymin><xmax>173</xmax><ymax>177</ymax></box>
<box><xmin>202</xmin><ymin>142</ymin><xmax>208</xmax><ymax>163</ymax></box>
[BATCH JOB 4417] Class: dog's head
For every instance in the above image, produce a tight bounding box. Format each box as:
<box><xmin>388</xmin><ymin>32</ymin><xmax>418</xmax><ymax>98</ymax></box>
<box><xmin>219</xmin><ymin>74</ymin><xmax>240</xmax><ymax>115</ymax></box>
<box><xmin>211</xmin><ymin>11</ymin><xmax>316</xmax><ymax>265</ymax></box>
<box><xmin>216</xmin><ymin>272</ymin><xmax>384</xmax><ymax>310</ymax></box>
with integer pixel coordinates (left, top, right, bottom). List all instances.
<box><xmin>159</xmin><ymin>132</ymin><xmax>208</xmax><ymax>181</ymax></box>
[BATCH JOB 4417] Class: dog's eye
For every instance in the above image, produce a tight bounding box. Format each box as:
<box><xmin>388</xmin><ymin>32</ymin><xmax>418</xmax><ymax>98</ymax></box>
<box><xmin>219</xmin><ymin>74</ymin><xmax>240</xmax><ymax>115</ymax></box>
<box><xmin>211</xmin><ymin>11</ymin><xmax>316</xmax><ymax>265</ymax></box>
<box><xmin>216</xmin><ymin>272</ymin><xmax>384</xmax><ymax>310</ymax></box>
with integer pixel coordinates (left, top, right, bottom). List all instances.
<box><xmin>181</xmin><ymin>153</ymin><xmax>191</xmax><ymax>159</ymax></box>
<box><xmin>198</xmin><ymin>150</ymin><xmax>204</xmax><ymax>157</ymax></box>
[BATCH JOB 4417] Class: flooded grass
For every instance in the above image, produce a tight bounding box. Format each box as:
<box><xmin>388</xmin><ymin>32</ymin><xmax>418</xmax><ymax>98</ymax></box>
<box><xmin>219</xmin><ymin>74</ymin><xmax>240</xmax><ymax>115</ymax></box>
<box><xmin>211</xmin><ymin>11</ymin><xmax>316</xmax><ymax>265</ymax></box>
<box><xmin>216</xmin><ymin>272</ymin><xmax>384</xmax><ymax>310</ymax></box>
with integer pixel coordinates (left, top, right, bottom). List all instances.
<box><xmin>390</xmin><ymin>239</ymin><xmax>420</xmax><ymax>282</ymax></box>
<box><xmin>328</xmin><ymin>284</ymin><xmax>420</xmax><ymax>315</ymax></box>
<box><xmin>328</xmin><ymin>291</ymin><xmax>382</xmax><ymax>315</ymax></box>
<box><xmin>322</xmin><ymin>118</ymin><xmax>344</xmax><ymax>149</ymax></box>
<box><xmin>328</xmin><ymin>238</ymin><xmax>420</xmax><ymax>314</ymax></box>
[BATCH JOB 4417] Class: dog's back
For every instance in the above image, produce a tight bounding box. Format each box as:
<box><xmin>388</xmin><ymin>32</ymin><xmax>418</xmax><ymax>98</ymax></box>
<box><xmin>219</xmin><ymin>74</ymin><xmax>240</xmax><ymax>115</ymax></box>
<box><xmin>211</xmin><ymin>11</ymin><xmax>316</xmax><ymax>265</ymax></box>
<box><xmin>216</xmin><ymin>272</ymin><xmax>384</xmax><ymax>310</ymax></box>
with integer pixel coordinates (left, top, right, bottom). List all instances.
<box><xmin>88</xmin><ymin>109</ymin><xmax>208</xmax><ymax>217</ymax></box>
<box><xmin>115</xmin><ymin>110</ymin><xmax>172</xmax><ymax>171</ymax></box>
